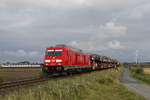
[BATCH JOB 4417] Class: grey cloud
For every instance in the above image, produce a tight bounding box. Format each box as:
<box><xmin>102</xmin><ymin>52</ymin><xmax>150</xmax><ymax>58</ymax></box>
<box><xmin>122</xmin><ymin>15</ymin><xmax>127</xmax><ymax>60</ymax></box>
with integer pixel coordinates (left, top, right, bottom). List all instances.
<box><xmin>0</xmin><ymin>0</ymin><xmax>150</xmax><ymax>62</ymax></box>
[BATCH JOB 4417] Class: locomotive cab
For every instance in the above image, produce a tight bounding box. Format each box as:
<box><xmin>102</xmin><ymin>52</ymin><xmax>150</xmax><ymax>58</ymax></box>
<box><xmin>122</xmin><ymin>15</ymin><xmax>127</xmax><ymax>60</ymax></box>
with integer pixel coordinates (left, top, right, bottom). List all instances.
<box><xmin>42</xmin><ymin>46</ymin><xmax>68</xmax><ymax>73</ymax></box>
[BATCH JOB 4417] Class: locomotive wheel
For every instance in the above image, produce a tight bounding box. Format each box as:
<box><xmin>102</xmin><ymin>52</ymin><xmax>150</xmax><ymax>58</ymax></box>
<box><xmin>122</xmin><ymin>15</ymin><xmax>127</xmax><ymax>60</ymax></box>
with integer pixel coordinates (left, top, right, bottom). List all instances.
<box><xmin>42</xmin><ymin>67</ymin><xmax>54</xmax><ymax>76</ymax></box>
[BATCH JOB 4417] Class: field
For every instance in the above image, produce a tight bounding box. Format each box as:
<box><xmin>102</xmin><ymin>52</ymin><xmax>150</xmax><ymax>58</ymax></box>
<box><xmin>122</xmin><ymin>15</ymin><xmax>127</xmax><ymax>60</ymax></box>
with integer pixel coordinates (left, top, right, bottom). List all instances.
<box><xmin>143</xmin><ymin>68</ymin><xmax>150</xmax><ymax>74</ymax></box>
<box><xmin>129</xmin><ymin>66</ymin><xmax>150</xmax><ymax>85</ymax></box>
<box><xmin>0</xmin><ymin>68</ymin><xmax>147</xmax><ymax>100</ymax></box>
<box><xmin>0</xmin><ymin>73</ymin><xmax>4</xmax><ymax>83</ymax></box>
<box><xmin>0</xmin><ymin>67</ymin><xmax>42</xmax><ymax>82</ymax></box>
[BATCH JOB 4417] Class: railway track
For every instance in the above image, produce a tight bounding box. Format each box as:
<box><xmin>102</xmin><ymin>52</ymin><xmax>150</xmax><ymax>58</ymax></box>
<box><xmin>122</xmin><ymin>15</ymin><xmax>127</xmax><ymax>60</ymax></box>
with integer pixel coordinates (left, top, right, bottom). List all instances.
<box><xmin>0</xmin><ymin>77</ymin><xmax>50</xmax><ymax>89</ymax></box>
<box><xmin>0</xmin><ymin>77</ymin><xmax>52</xmax><ymax>95</ymax></box>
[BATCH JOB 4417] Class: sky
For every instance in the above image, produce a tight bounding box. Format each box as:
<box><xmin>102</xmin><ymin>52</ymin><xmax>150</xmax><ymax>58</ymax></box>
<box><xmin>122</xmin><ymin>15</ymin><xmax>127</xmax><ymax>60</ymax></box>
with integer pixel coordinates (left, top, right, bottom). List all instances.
<box><xmin>0</xmin><ymin>0</ymin><xmax>150</xmax><ymax>63</ymax></box>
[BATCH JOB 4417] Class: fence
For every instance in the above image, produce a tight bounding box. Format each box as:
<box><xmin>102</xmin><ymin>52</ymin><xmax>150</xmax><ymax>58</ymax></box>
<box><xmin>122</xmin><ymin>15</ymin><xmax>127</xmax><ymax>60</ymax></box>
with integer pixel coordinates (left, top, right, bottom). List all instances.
<box><xmin>0</xmin><ymin>64</ymin><xmax>41</xmax><ymax>67</ymax></box>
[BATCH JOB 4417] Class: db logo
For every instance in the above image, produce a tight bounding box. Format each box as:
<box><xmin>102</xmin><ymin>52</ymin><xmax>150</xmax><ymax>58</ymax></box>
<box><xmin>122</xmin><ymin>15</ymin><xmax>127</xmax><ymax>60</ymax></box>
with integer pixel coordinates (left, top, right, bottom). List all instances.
<box><xmin>51</xmin><ymin>60</ymin><xmax>55</xmax><ymax>62</ymax></box>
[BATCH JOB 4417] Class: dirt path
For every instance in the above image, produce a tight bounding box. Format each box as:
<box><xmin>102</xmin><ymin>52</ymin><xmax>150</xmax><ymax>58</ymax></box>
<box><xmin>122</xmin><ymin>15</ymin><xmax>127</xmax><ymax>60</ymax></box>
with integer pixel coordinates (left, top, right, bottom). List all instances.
<box><xmin>120</xmin><ymin>68</ymin><xmax>150</xmax><ymax>100</ymax></box>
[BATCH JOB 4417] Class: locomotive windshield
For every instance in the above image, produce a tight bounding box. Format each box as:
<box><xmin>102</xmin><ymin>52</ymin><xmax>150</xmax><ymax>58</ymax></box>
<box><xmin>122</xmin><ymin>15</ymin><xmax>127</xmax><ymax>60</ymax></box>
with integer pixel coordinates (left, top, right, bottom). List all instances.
<box><xmin>47</xmin><ymin>49</ymin><xmax>62</xmax><ymax>55</ymax></box>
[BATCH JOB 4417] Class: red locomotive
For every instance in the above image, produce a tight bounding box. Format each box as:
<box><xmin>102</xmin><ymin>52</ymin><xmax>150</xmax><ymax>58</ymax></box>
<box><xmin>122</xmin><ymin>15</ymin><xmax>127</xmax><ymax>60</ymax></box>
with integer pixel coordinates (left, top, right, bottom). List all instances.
<box><xmin>42</xmin><ymin>44</ymin><xmax>120</xmax><ymax>74</ymax></box>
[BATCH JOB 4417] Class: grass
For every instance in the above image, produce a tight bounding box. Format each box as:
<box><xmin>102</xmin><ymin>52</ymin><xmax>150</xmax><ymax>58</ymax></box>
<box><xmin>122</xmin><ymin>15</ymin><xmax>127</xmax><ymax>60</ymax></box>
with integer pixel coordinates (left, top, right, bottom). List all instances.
<box><xmin>129</xmin><ymin>66</ymin><xmax>150</xmax><ymax>85</ymax></box>
<box><xmin>0</xmin><ymin>73</ymin><xmax>4</xmax><ymax>83</ymax></box>
<box><xmin>0</xmin><ymin>68</ymin><xmax>147</xmax><ymax>100</ymax></box>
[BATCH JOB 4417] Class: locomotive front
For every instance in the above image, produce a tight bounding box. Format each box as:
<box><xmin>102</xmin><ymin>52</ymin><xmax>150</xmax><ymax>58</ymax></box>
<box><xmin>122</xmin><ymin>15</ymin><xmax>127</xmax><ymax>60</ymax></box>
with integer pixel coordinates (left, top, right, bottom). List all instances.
<box><xmin>42</xmin><ymin>46</ymin><xmax>67</xmax><ymax>73</ymax></box>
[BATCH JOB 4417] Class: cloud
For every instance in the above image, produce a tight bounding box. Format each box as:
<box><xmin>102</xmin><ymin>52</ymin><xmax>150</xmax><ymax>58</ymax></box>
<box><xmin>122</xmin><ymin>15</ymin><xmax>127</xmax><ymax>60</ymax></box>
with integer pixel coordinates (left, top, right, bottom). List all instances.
<box><xmin>97</xmin><ymin>22</ymin><xmax>127</xmax><ymax>39</ymax></box>
<box><xmin>108</xmin><ymin>40</ymin><xmax>125</xmax><ymax>49</ymax></box>
<box><xmin>68</xmin><ymin>22</ymin><xmax>127</xmax><ymax>51</ymax></box>
<box><xmin>0</xmin><ymin>0</ymin><xmax>150</xmax><ymax>62</ymax></box>
<box><xmin>0</xmin><ymin>0</ymin><xmax>145</xmax><ymax>10</ymax></box>
<box><xmin>3</xmin><ymin>50</ymin><xmax>41</xmax><ymax>58</ymax></box>
<box><xmin>68</xmin><ymin>40</ymin><xmax>95</xmax><ymax>51</ymax></box>
<box><xmin>0</xmin><ymin>8</ymin><xmax>34</xmax><ymax>29</ymax></box>
<box><xmin>128</xmin><ymin>3</ymin><xmax>150</xmax><ymax>19</ymax></box>
<box><xmin>0</xmin><ymin>0</ymin><xmax>91</xmax><ymax>9</ymax></box>
<box><xmin>68</xmin><ymin>41</ymin><xmax>78</xmax><ymax>47</ymax></box>
<box><xmin>0</xmin><ymin>2</ymin><xmax>7</xmax><ymax>8</ymax></box>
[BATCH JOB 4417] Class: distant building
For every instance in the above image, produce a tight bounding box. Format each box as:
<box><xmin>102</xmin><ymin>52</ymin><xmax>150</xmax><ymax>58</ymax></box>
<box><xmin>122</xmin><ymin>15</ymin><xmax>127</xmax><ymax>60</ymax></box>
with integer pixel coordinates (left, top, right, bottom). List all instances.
<box><xmin>17</xmin><ymin>61</ymin><xmax>30</xmax><ymax>65</ymax></box>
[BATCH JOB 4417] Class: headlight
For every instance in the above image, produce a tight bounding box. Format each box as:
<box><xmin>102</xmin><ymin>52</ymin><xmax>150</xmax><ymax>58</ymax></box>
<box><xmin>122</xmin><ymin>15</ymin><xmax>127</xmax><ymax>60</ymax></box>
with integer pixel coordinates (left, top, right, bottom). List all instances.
<box><xmin>56</xmin><ymin>59</ymin><xmax>62</xmax><ymax>63</ymax></box>
<box><xmin>45</xmin><ymin>60</ymin><xmax>51</xmax><ymax>62</ymax></box>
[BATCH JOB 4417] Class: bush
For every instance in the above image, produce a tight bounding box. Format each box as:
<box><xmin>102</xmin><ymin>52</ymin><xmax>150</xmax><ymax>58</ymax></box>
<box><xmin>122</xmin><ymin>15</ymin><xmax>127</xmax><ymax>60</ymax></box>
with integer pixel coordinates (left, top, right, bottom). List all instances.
<box><xmin>129</xmin><ymin>66</ymin><xmax>143</xmax><ymax>74</ymax></box>
<box><xmin>134</xmin><ymin>67</ymin><xmax>143</xmax><ymax>74</ymax></box>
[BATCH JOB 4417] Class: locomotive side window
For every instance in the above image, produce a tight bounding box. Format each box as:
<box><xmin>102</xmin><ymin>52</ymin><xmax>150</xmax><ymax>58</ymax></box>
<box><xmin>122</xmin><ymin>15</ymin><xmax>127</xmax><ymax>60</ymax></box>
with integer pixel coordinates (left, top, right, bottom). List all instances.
<box><xmin>47</xmin><ymin>49</ymin><xmax>63</xmax><ymax>55</ymax></box>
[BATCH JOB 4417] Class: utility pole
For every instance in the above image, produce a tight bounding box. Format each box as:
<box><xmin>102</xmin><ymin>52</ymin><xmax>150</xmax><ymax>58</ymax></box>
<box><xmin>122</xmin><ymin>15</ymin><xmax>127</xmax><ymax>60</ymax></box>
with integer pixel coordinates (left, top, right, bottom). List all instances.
<box><xmin>135</xmin><ymin>50</ymin><xmax>138</xmax><ymax>64</ymax></box>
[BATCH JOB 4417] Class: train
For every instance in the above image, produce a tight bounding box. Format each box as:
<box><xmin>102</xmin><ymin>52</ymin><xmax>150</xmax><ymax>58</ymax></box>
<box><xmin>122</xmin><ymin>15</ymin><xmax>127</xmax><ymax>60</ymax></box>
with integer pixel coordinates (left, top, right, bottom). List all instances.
<box><xmin>42</xmin><ymin>44</ymin><xmax>120</xmax><ymax>74</ymax></box>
